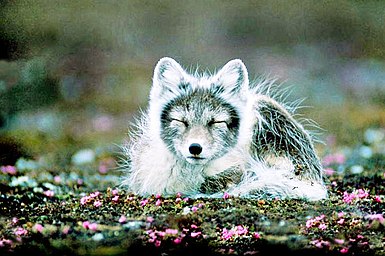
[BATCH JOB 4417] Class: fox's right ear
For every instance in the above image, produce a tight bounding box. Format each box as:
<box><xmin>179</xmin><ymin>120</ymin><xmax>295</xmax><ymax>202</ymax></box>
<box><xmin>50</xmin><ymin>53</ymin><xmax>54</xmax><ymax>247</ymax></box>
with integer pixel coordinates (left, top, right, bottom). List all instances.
<box><xmin>151</xmin><ymin>57</ymin><xmax>189</xmax><ymax>100</ymax></box>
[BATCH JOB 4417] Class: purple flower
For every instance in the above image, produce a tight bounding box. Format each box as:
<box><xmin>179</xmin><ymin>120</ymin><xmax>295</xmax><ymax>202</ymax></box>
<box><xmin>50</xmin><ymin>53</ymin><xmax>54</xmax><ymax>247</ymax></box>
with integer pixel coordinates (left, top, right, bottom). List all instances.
<box><xmin>1</xmin><ymin>165</ymin><xmax>17</xmax><ymax>175</ymax></box>
<box><xmin>318</xmin><ymin>223</ymin><xmax>327</xmax><ymax>230</ymax></box>
<box><xmin>93</xmin><ymin>201</ymin><xmax>102</xmax><ymax>207</ymax></box>
<box><xmin>365</xmin><ymin>213</ymin><xmax>385</xmax><ymax>224</ymax></box>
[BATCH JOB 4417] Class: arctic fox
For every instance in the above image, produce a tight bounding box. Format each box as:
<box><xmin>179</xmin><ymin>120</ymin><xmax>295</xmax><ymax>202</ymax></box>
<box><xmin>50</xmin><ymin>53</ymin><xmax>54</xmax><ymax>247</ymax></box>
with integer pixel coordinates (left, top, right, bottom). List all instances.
<box><xmin>121</xmin><ymin>57</ymin><xmax>327</xmax><ymax>201</ymax></box>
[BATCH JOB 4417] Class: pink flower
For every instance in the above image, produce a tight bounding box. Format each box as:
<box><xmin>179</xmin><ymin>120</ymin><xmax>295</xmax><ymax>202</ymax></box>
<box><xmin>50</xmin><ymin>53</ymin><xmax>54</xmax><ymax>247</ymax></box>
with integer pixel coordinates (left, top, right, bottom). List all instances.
<box><xmin>176</xmin><ymin>192</ymin><xmax>182</xmax><ymax>198</ymax></box>
<box><xmin>82</xmin><ymin>221</ymin><xmax>90</xmax><ymax>229</ymax></box>
<box><xmin>318</xmin><ymin>223</ymin><xmax>327</xmax><ymax>230</ymax></box>
<box><xmin>190</xmin><ymin>231</ymin><xmax>201</xmax><ymax>238</ymax></box>
<box><xmin>311</xmin><ymin>239</ymin><xmax>330</xmax><ymax>248</ymax></box>
<box><xmin>112</xmin><ymin>189</ymin><xmax>119</xmax><ymax>195</ymax></box>
<box><xmin>88</xmin><ymin>223</ymin><xmax>98</xmax><ymax>231</ymax></box>
<box><xmin>183</xmin><ymin>197</ymin><xmax>189</xmax><ymax>202</ymax></box>
<box><xmin>343</xmin><ymin>191</ymin><xmax>356</xmax><ymax>204</ymax></box>
<box><xmin>315</xmin><ymin>214</ymin><xmax>325</xmax><ymax>221</ymax></box>
<box><xmin>83</xmin><ymin>221</ymin><xmax>97</xmax><ymax>231</ymax></box>
<box><xmin>365</xmin><ymin>213</ymin><xmax>385</xmax><ymax>224</ymax></box>
<box><xmin>43</xmin><ymin>190</ymin><xmax>54</xmax><ymax>197</ymax></box>
<box><xmin>222</xmin><ymin>228</ymin><xmax>235</xmax><ymax>240</ymax></box>
<box><xmin>0</xmin><ymin>239</ymin><xmax>13</xmax><ymax>247</ymax></box>
<box><xmin>157</xmin><ymin>231</ymin><xmax>166</xmax><ymax>237</ymax></box>
<box><xmin>155</xmin><ymin>199</ymin><xmax>162</xmax><ymax>206</ymax></box>
<box><xmin>80</xmin><ymin>196</ymin><xmax>90</xmax><ymax>205</ymax></box>
<box><xmin>154</xmin><ymin>240</ymin><xmax>161</xmax><ymax>247</ymax></box>
<box><xmin>165</xmin><ymin>229</ymin><xmax>178</xmax><ymax>235</ymax></box>
<box><xmin>236</xmin><ymin>225</ymin><xmax>248</xmax><ymax>235</ymax></box>
<box><xmin>140</xmin><ymin>199</ymin><xmax>149</xmax><ymax>206</ymax></box>
<box><xmin>190</xmin><ymin>224</ymin><xmax>198</xmax><ymax>229</ymax></box>
<box><xmin>1</xmin><ymin>165</ymin><xmax>17</xmax><ymax>175</ymax></box>
<box><xmin>90</xmin><ymin>191</ymin><xmax>100</xmax><ymax>198</ymax></box>
<box><xmin>175</xmin><ymin>198</ymin><xmax>182</xmax><ymax>203</ymax></box>
<box><xmin>173</xmin><ymin>237</ymin><xmax>182</xmax><ymax>244</ymax></box>
<box><xmin>98</xmin><ymin>164</ymin><xmax>108</xmax><ymax>174</ymax></box>
<box><xmin>15</xmin><ymin>227</ymin><xmax>28</xmax><ymax>236</ymax></box>
<box><xmin>155</xmin><ymin>193</ymin><xmax>162</xmax><ymax>198</ymax></box>
<box><xmin>62</xmin><ymin>226</ymin><xmax>70</xmax><ymax>235</ymax></box>
<box><xmin>54</xmin><ymin>175</ymin><xmax>61</xmax><ymax>183</ymax></box>
<box><xmin>334</xmin><ymin>239</ymin><xmax>345</xmax><ymax>245</ymax></box>
<box><xmin>191</xmin><ymin>206</ymin><xmax>198</xmax><ymax>212</ymax></box>
<box><xmin>93</xmin><ymin>201</ymin><xmax>102</xmax><ymax>207</ymax></box>
<box><xmin>306</xmin><ymin>219</ymin><xmax>315</xmax><ymax>228</ymax></box>
<box><xmin>253</xmin><ymin>232</ymin><xmax>261</xmax><ymax>239</ymax></box>
<box><xmin>374</xmin><ymin>195</ymin><xmax>382</xmax><ymax>203</ymax></box>
<box><xmin>223</xmin><ymin>192</ymin><xmax>230</xmax><ymax>199</ymax></box>
<box><xmin>357</xmin><ymin>189</ymin><xmax>369</xmax><ymax>199</ymax></box>
<box><xmin>337</xmin><ymin>218</ymin><xmax>345</xmax><ymax>225</ymax></box>
<box><xmin>118</xmin><ymin>215</ymin><xmax>127</xmax><ymax>223</ymax></box>
<box><xmin>33</xmin><ymin>223</ymin><xmax>44</xmax><ymax>233</ymax></box>
<box><xmin>357</xmin><ymin>235</ymin><xmax>364</xmax><ymax>239</ymax></box>
<box><xmin>338</xmin><ymin>212</ymin><xmax>345</xmax><ymax>218</ymax></box>
<box><xmin>324</xmin><ymin>168</ymin><xmax>335</xmax><ymax>176</ymax></box>
<box><xmin>322</xmin><ymin>153</ymin><xmax>345</xmax><ymax>166</ymax></box>
<box><xmin>12</xmin><ymin>217</ymin><xmax>19</xmax><ymax>224</ymax></box>
<box><xmin>112</xmin><ymin>195</ymin><xmax>119</xmax><ymax>202</ymax></box>
<box><xmin>340</xmin><ymin>247</ymin><xmax>349</xmax><ymax>254</ymax></box>
<box><xmin>146</xmin><ymin>216</ymin><xmax>154</xmax><ymax>223</ymax></box>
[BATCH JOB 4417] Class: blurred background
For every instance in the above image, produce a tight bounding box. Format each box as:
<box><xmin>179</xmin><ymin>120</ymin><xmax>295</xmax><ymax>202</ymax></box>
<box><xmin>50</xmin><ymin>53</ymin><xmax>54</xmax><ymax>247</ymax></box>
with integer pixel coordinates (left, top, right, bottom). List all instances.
<box><xmin>1</xmin><ymin>0</ymin><xmax>384</xmax><ymax>166</ymax></box>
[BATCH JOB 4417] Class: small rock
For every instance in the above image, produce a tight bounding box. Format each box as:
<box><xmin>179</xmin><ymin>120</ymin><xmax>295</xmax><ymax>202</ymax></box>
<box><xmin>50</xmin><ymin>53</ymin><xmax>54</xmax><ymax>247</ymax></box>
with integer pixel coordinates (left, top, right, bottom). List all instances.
<box><xmin>350</xmin><ymin>165</ymin><xmax>364</xmax><ymax>174</ymax></box>
<box><xmin>92</xmin><ymin>233</ymin><xmax>104</xmax><ymax>241</ymax></box>
<box><xmin>71</xmin><ymin>149</ymin><xmax>95</xmax><ymax>165</ymax></box>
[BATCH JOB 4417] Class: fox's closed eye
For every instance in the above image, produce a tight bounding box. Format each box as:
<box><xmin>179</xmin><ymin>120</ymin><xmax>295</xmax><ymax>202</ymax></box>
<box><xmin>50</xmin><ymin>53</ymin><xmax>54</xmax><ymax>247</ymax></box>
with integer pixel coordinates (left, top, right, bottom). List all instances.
<box><xmin>171</xmin><ymin>118</ymin><xmax>188</xmax><ymax>127</ymax></box>
<box><xmin>208</xmin><ymin>120</ymin><xmax>228</xmax><ymax>126</ymax></box>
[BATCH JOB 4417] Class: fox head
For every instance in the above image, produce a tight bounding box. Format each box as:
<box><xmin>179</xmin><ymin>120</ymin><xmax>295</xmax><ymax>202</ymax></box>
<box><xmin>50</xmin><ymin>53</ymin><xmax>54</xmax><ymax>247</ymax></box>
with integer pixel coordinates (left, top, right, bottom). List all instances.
<box><xmin>148</xmin><ymin>57</ymin><xmax>249</xmax><ymax>165</ymax></box>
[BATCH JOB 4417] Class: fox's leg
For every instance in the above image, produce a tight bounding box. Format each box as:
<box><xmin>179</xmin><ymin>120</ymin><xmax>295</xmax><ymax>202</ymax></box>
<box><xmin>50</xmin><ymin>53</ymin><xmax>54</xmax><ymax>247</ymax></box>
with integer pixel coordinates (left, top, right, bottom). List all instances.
<box><xmin>250</xmin><ymin>95</ymin><xmax>324</xmax><ymax>183</ymax></box>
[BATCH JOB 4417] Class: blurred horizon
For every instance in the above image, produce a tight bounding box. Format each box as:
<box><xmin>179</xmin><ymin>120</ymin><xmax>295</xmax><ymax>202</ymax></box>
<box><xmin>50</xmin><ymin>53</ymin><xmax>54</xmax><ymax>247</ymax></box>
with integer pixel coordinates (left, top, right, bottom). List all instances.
<box><xmin>1</xmin><ymin>0</ymin><xmax>385</xmax><ymax>164</ymax></box>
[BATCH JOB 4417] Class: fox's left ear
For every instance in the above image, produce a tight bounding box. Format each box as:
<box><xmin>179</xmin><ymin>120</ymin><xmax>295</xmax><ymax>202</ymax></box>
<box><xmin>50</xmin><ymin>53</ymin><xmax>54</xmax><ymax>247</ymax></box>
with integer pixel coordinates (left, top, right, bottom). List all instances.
<box><xmin>214</xmin><ymin>59</ymin><xmax>249</xmax><ymax>96</ymax></box>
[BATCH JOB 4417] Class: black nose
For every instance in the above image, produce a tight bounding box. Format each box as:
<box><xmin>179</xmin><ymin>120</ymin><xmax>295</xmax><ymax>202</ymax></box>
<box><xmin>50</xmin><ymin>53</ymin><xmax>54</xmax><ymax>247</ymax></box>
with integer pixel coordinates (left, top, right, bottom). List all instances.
<box><xmin>189</xmin><ymin>143</ymin><xmax>202</xmax><ymax>155</ymax></box>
